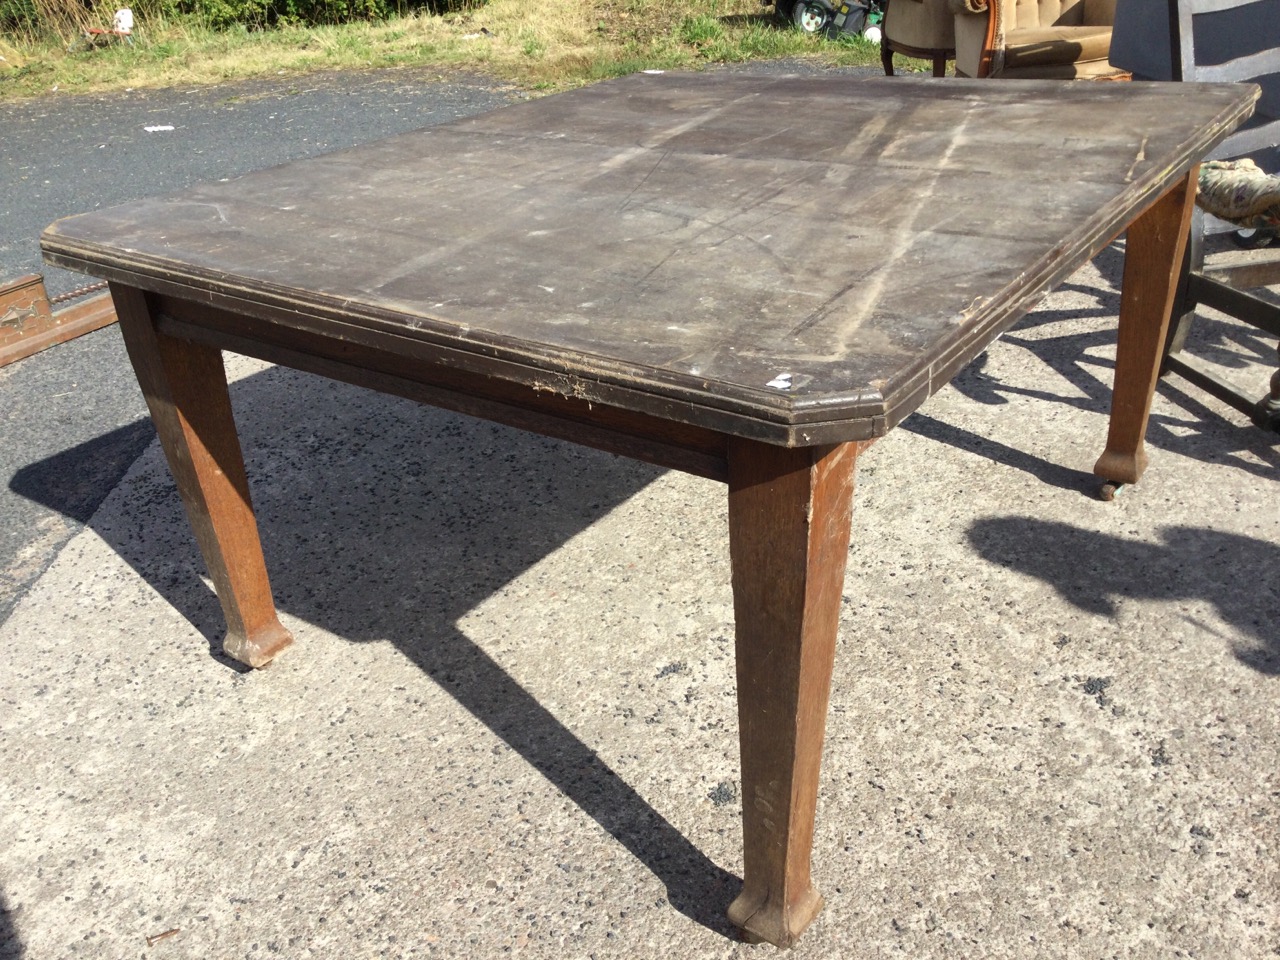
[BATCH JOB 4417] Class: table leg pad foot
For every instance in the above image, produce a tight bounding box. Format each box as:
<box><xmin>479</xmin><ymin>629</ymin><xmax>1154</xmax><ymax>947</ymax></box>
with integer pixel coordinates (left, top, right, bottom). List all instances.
<box><xmin>223</xmin><ymin>620</ymin><xmax>294</xmax><ymax>668</ymax></box>
<box><xmin>1092</xmin><ymin>449</ymin><xmax>1147</xmax><ymax>487</ymax></box>
<box><xmin>728</xmin><ymin>886</ymin><xmax>824</xmax><ymax>949</ymax></box>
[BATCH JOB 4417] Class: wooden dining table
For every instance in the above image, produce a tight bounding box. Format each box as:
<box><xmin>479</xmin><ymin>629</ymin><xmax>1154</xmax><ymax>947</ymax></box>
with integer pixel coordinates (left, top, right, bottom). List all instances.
<box><xmin>42</xmin><ymin>73</ymin><xmax>1255</xmax><ymax>947</ymax></box>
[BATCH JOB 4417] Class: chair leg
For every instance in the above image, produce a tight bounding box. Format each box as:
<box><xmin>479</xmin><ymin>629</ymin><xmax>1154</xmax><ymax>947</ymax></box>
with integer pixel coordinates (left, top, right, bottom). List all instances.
<box><xmin>1163</xmin><ymin>207</ymin><xmax>1205</xmax><ymax>361</ymax></box>
<box><xmin>1254</xmin><ymin>345</ymin><xmax>1280</xmax><ymax>431</ymax></box>
<box><xmin>882</xmin><ymin>41</ymin><xmax>895</xmax><ymax>75</ymax></box>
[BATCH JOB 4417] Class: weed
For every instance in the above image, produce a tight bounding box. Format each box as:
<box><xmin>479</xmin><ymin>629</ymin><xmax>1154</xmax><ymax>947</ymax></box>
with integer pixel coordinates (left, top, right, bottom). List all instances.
<box><xmin>677</xmin><ymin>14</ymin><xmax>721</xmax><ymax>46</ymax></box>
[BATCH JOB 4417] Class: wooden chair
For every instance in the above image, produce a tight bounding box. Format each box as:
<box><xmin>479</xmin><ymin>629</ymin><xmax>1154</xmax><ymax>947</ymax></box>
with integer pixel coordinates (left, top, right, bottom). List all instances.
<box><xmin>951</xmin><ymin>0</ymin><xmax>1128</xmax><ymax>79</ymax></box>
<box><xmin>1111</xmin><ymin>0</ymin><xmax>1280</xmax><ymax>430</ymax></box>
<box><xmin>0</xmin><ymin>274</ymin><xmax>115</xmax><ymax>367</ymax></box>
<box><xmin>881</xmin><ymin>0</ymin><xmax>956</xmax><ymax>77</ymax></box>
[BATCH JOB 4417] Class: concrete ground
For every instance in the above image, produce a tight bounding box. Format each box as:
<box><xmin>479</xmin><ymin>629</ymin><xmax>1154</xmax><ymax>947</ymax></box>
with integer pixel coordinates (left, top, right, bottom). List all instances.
<box><xmin>1</xmin><ymin>181</ymin><xmax>1278</xmax><ymax>959</ymax></box>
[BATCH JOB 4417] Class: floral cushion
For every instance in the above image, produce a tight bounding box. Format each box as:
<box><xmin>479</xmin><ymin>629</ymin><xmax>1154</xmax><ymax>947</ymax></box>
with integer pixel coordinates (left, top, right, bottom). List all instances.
<box><xmin>1197</xmin><ymin>158</ymin><xmax>1280</xmax><ymax>230</ymax></box>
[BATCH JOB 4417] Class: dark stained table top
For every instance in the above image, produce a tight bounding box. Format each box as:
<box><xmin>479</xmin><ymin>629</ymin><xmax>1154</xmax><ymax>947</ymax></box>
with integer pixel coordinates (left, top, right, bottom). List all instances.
<box><xmin>42</xmin><ymin>74</ymin><xmax>1256</xmax><ymax>445</ymax></box>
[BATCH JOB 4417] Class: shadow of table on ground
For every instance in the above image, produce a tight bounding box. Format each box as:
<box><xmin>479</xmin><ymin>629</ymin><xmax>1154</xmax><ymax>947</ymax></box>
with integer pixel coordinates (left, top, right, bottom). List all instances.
<box><xmin>10</xmin><ymin>244</ymin><xmax>1279</xmax><ymax>938</ymax></box>
<box><xmin>11</xmin><ymin>363</ymin><xmax>741</xmax><ymax>939</ymax></box>
<box><xmin>969</xmin><ymin>517</ymin><xmax>1280</xmax><ymax>675</ymax></box>
<box><xmin>918</xmin><ymin>243</ymin><xmax>1280</xmax><ymax>486</ymax></box>
<box><xmin>0</xmin><ymin>885</ymin><xmax>22</xmax><ymax>959</ymax></box>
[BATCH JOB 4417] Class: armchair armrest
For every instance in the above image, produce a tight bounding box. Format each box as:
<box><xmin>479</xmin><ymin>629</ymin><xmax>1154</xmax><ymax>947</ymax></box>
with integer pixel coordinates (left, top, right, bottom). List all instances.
<box><xmin>950</xmin><ymin>0</ymin><xmax>1003</xmax><ymax>76</ymax></box>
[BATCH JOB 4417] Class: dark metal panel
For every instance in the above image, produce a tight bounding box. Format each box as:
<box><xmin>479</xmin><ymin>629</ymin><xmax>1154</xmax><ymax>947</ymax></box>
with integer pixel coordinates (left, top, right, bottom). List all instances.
<box><xmin>1164</xmin><ymin>352</ymin><xmax>1266</xmax><ymax>415</ymax></box>
<box><xmin>1188</xmin><ymin>274</ymin><xmax>1280</xmax><ymax>336</ymax></box>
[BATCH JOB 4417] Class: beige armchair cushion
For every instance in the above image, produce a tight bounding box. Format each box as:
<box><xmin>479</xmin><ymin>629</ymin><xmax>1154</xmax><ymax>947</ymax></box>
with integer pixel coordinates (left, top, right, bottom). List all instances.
<box><xmin>1003</xmin><ymin>24</ymin><xmax>1113</xmax><ymax>67</ymax></box>
<box><xmin>1007</xmin><ymin>0</ymin><xmax>1083</xmax><ymax>28</ymax></box>
<box><xmin>1083</xmin><ymin>0</ymin><xmax>1117</xmax><ymax>23</ymax></box>
<box><xmin>952</xmin><ymin>0</ymin><xmax>1124</xmax><ymax>77</ymax></box>
<box><xmin>1004</xmin><ymin>0</ymin><xmax>1115</xmax><ymax>27</ymax></box>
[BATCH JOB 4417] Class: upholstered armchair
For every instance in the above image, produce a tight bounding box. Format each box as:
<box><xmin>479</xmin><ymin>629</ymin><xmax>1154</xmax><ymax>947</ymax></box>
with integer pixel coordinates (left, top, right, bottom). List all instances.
<box><xmin>951</xmin><ymin>0</ymin><xmax>1129</xmax><ymax>79</ymax></box>
<box><xmin>881</xmin><ymin>0</ymin><xmax>956</xmax><ymax>77</ymax></box>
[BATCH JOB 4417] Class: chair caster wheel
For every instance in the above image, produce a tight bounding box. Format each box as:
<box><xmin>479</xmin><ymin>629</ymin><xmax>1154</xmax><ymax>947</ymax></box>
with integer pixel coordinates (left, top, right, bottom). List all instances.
<box><xmin>1098</xmin><ymin>481</ymin><xmax>1123</xmax><ymax>501</ymax></box>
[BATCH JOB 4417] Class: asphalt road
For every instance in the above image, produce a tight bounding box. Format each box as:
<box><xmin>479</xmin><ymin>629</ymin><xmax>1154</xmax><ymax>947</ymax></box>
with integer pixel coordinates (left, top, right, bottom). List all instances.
<box><xmin>0</xmin><ymin>58</ymin><xmax>884</xmax><ymax>627</ymax></box>
<box><xmin>0</xmin><ymin>69</ymin><xmax>524</xmax><ymax>623</ymax></box>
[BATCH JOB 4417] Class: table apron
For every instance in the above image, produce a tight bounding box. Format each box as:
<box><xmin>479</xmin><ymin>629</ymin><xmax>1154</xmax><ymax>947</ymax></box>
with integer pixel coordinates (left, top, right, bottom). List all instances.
<box><xmin>147</xmin><ymin>291</ymin><xmax>734</xmax><ymax>483</ymax></box>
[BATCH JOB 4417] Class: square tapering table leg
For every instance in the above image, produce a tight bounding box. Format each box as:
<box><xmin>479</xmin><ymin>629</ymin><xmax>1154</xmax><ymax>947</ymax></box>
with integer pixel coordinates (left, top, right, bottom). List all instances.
<box><xmin>111</xmin><ymin>283</ymin><xmax>293</xmax><ymax>667</ymax></box>
<box><xmin>1094</xmin><ymin>170</ymin><xmax>1198</xmax><ymax>487</ymax></box>
<box><xmin>725</xmin><ymin>438</ymin><xmax>859</xmax><ymax>948</ymax></box>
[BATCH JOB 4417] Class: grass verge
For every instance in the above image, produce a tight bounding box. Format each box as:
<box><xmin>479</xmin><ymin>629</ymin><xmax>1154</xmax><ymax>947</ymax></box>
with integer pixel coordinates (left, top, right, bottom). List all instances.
<box><xmin>0</xmin><ymin>0</ymin><xmax>888</xmax><ymax>100</ymax></box>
